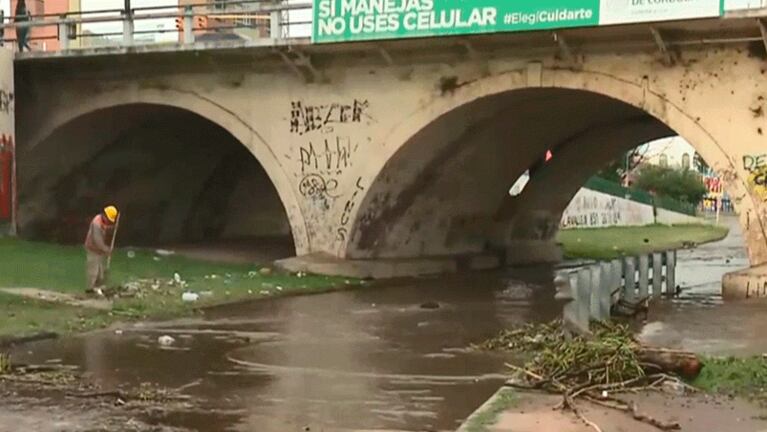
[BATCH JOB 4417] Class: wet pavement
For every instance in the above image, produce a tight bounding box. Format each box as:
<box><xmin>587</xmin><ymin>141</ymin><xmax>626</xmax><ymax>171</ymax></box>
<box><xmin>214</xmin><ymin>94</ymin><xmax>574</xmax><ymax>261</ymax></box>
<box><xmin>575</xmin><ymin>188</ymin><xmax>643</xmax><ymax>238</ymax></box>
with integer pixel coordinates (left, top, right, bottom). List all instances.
<box><xmin>638</xmin><ymin>217</ymin><xmax>767</xmax><ymax>356</ymax></box>
<box><xmin>4</xmin><ymin>216</ymin><xmax>766</xmax><ymax>431</ymax></box>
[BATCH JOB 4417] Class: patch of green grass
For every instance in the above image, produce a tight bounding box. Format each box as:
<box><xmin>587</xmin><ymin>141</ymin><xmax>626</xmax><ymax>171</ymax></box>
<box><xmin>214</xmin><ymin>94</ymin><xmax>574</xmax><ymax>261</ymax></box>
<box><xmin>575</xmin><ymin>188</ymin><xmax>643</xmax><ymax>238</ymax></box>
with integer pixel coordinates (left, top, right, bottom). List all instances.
<box><xmin>0</xmin><ymin>291</ymin><xmax>112</xmax><ymax>337</ymax></box>
<box><xmin>462</xmin><ymin>388</ymin><xmax>517</xmax><ymax>432</ymax></box>
<box><xmin>0</xmin><ymin>238</ymin><xmax>356</xmax><ymax>339</ymax></box>
<box><xmin>694</xmin><ymin>356</ymin><xmax>767</xmax><ymax>402</ymax></box>
<box><xmin>557</xmin><ymin>223</ymin><xmax>729</xmax><ymax>260</ymax></box>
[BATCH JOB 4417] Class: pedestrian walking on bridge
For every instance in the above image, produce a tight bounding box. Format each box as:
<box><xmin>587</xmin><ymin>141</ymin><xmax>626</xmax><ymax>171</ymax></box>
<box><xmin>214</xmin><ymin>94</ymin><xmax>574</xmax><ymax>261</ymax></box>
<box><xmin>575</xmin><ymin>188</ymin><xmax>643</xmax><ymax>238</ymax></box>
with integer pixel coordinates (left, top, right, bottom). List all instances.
<box><xmin>84</xmin><ymin>205</ymin><xmax>119</xmax><ymax>296</ymax></box>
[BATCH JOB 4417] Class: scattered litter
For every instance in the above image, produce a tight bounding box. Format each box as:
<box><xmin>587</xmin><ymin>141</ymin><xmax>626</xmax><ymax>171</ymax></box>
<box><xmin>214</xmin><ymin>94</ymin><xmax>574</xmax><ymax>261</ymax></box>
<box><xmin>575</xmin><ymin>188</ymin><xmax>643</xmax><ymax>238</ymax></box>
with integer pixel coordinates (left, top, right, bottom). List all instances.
<box><xmin>155</xmin><ymin>249</ymin><xmax>175</xmax><ymax>256</ymax></box>
<box><xmin>248</xmin><ymin>271</ymin><xmax>258</xmax><ymax>278</ymax></box>
<box><xmin>153</xmin><ymin>257</ymin><xmax>161</xmax><ymax>262</ymax></box>
<box><xmin>114</xmin><ymin>330</ymin><xmax>123</xmax><ymax>335</ymax></box>
<box><xmin>276</xmin><ymin>286</ymin><xmax>283</xmax><ymax>291</ymax></box>
<box><xmin>247</xmin><ymin>290</ymin><xmax>253</xmax><ymax>294</ymax></box>
<box><xmin>259</xmin><ymin>267</ymin><xmax>272</xmax><ymax>276</ymax></box>
<box><xmin>296</xmin><ymin>271</ymin><xmax>306</xmax><ymax>278</ymax></box>
<box><xmin>126</xmin><ymin>251</ymin><xmax>136</xmax><ymax>259</ymax></box>
<box><xmin>181</xmin><ymin>292</ymin><xmax>199</xmax><ymax>302</ymax></box>
<box><xmin>259</xmin><ymin>290</ymin><xmax>270</xmax><ymax>295</ymax></box>
<box><xmin>173</xmin><ymin>273</ymin><xmax>182</xmax><ymax>284</ymax></box>
<box><xmin>199</xmin><ymin>291</ymin><xmax>213</xmax><ymax>297</ymax></box>
<box><xmin>158</xmin><ymin>335</ymin><xmax>175</xmax><ymax>346</ymax></box>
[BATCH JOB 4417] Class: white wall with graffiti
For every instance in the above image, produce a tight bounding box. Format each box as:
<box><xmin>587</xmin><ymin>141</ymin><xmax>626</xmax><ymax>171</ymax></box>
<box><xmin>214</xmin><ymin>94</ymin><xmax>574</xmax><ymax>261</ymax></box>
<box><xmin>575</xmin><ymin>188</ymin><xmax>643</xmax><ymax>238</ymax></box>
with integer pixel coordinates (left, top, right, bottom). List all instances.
<box><xmin>561</xmin><ymin>188</ymin><xmax>701</xmax><ymax>229</ymax></box>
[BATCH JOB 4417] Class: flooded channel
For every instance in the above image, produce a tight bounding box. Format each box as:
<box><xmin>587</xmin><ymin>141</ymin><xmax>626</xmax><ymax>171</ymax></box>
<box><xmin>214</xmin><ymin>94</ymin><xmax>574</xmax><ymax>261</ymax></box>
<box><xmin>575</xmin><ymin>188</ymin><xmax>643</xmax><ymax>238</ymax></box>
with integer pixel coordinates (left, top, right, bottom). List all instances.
<box><xmin>6</xmin><ymin>217</ymin><xmax>764</xmax><ymax>431</ymax></box>
<box><xmin>9</xmin><ymin>268</ymin><xmax>562</xmax><ymax>431</ymax></box>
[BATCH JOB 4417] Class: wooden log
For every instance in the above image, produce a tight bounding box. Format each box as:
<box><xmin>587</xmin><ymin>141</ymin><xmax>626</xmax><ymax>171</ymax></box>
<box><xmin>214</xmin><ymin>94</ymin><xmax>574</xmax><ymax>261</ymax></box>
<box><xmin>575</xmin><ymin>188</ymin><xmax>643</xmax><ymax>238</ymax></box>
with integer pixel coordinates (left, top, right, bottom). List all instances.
<box><xmin>635</xmin><ymin>347</ymin><xmax>703</xmax><ymax>380</ymax></box>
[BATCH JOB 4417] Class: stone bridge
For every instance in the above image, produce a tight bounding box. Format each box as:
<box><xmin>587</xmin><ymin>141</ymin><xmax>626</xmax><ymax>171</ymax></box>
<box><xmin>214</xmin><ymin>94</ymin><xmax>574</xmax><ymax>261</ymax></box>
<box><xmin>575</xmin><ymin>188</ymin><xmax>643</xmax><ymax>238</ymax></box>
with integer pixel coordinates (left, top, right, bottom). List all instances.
<box><xmin>13</xmin><ymin>12</ymin><xmax>767</xmax><ymax>278</ymax></box>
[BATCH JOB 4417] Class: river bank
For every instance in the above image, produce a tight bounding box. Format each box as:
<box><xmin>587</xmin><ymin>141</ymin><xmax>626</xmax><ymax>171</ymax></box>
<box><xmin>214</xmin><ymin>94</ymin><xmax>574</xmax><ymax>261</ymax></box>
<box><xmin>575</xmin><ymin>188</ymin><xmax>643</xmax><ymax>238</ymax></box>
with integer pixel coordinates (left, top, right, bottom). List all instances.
<box><xmin>0</xmin><ymin>223</ymin><xmax>727</xmax><ymax>341</ymax></box>
<box><xmin>0</xmin><ymin>238</ymin><xmax>353</xmax><ymax>341</ymax></box>
<box><xmin>0</xmin><ymin>218</ymin><xmax>758</xmax><ymax>431</ymax></box>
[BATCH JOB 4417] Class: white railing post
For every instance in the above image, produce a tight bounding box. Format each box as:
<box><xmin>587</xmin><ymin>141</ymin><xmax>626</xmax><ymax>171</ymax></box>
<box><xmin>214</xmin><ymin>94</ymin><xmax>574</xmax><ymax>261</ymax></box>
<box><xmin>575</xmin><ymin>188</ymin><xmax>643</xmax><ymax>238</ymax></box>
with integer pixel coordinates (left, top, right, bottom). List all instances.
<box><xmin>58</xmin><ymin>18</ymin><xmax>69</xmax><ymax>50</ymax></box>
<box><xmin>122</xmin><ymin>9</ymin><xmax>134</xmax><ymax>46</ymax></box>
<box><xmin>183</xmin><ymin>6</ymin><xmax>194</xmax><ymax>44</ymax></box>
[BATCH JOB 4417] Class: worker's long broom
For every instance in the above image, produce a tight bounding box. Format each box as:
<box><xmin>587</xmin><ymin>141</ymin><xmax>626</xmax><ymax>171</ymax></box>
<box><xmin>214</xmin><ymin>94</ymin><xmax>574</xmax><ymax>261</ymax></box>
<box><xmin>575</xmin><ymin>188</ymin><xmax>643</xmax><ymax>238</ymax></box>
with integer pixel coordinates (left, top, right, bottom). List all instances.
<box><xmin>107</xmin><ymin>213</ymin><xmax>121</xmax><ymax>270</ymax></box>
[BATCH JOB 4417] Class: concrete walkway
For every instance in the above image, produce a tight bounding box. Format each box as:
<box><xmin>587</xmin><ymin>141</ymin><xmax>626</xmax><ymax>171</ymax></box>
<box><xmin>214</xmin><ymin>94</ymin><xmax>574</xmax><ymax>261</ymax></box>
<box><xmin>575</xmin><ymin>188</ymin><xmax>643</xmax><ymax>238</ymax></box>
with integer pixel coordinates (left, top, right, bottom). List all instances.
<box><xmin>0</xmin><ymin>288</ymin><xmax>111</xmax><ymax>310</ymax></box>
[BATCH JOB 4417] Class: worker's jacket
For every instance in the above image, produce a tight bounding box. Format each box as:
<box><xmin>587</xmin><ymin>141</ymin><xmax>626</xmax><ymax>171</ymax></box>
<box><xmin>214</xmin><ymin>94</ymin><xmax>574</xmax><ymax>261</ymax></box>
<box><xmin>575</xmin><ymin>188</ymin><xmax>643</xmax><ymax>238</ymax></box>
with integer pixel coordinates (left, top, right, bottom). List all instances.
<box><xmin>84</xmin><ymin>215</ymin><xmax>113</xmax><ymax>255</ymax></box>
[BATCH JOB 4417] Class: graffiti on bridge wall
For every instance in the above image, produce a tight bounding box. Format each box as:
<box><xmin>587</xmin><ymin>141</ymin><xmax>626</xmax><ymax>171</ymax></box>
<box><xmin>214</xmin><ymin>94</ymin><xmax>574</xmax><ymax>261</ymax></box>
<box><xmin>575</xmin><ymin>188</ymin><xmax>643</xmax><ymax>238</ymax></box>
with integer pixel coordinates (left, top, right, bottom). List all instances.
<box><xmin>0</xmin><ymin>90</ymin><xmax>13</xmax><ymax>115</ymax></box>
<box><xmin>743</xmin><ymin>153</ymin><xmax>767</xmax><ymax>202</ymax></box>
<box><xmin>289</xmin><ymin>99</ymin><xmax>373</xmax><ymax>245</ymax></box>
<box><xmin>290</xmin><ymin>99</ymin><xmax>371</xmax><ymax>135</ymax></box>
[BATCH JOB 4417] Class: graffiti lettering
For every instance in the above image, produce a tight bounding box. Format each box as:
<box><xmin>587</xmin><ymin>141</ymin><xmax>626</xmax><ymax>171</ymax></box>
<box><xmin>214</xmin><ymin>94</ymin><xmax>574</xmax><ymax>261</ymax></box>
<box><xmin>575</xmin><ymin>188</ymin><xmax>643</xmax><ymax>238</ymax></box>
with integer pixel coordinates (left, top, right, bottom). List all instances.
<box><xmin>299</xmin><ymin>136</ymin><xmax>359</xmax><ymax>175</ymax></box>
<box><xmin>337</xmin><ymin>177</ymin><xmax>365</xmax><ymax>241</ymax></box>
<box><xmin>0</xmin><ymin>90</ymin><xmax>14</xmax><ymax>115</ymax></box>
<box><xmin>290</xmin><ymin>99</ymin><xmax>370</xmax><ymax>135</ymax></box>
<box><xmin>299</xmin><ymin>174</ymin><xmax>339</xmax><ymax>198</ymax></box>
<box><xmin>743</xmin><ymin>154</ymin><xmax>766</xmax><ymax>173</ymax></box>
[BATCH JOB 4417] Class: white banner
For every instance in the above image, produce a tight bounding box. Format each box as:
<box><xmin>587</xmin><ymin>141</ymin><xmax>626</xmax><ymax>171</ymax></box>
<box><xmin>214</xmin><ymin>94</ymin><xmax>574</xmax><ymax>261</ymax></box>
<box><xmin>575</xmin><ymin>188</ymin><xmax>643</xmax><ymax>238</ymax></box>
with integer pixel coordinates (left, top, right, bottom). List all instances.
<box><xmin>600</xmin><ymin>0</ymin><xmax>722</xmax><ymax>25</ymax></box>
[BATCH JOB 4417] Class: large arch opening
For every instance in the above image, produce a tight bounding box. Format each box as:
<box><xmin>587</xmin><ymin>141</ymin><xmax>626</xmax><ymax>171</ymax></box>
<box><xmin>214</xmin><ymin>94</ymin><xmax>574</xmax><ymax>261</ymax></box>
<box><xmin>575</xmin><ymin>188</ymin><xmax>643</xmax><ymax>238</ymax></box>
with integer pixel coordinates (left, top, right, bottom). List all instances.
<box><xmin>17</xmin><ymin>104</ymin><xmax>295</xmax><ymax>262</ymax></box>
<box><xmin>346</xmin><ymin>86</ymin><xmax>756</xmax><ymax>268</ymax></box>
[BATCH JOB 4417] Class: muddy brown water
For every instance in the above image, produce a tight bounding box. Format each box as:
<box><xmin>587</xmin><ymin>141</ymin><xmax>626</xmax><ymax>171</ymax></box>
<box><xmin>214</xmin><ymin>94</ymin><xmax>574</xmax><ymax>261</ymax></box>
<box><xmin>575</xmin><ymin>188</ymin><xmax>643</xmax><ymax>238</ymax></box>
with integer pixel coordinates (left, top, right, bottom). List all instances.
<box><xmin>7</xmin><ymin>217</ymin><xmax>767</xmax><ymax>431</ymax></box>
<box><xmin>8</xmin><ymin>268</ymin><xmax>561</xmax><ymax>432</ymax></box>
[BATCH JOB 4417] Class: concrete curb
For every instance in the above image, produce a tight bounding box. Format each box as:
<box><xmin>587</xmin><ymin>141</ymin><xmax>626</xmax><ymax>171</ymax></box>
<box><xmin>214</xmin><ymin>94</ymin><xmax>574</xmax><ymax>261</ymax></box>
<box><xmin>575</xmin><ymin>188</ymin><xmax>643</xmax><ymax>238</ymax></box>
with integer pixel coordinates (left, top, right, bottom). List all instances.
<box><xmin>456</xmin><ymin>386</ymin><xmax>514</xmax><ymax>432</ymax></box>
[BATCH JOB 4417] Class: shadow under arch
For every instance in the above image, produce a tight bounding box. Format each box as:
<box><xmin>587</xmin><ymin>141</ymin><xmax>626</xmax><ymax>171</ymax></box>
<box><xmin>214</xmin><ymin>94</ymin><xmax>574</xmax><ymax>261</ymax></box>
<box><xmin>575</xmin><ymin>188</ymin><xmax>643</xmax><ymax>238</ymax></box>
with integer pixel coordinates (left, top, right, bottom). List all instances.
<box><xmin>21</xmin><ymin>89</ymin><xmax>310</xmax><ymax>254</ymax></box>
<box><xmin>344</xmin><ymin>68</ymin><xmax>764</xmax><ymax>264</ymax></box>
<box><xmin>18</xmin><ymin>102</ymin><xmax>300</xmax><ymax>257</ymax></box>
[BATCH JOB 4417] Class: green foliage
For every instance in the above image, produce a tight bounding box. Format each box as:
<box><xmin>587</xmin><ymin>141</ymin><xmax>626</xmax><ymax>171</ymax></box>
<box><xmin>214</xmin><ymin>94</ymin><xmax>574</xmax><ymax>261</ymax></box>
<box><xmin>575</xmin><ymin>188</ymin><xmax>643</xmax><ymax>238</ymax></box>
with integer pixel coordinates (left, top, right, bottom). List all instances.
<box><xmin>634</xmin><ymin>165</ymin><xmax>708</xmax><ymax>205</ymax></box>
<box><xmin>558</xmin><ymin>224</ymin><xmax>729</xmax><ymax>260</ymax></box>
<box><xmin>694</xmin><ymin>356</ymin><xmax>767</xmax><ymax>399</ymax></box>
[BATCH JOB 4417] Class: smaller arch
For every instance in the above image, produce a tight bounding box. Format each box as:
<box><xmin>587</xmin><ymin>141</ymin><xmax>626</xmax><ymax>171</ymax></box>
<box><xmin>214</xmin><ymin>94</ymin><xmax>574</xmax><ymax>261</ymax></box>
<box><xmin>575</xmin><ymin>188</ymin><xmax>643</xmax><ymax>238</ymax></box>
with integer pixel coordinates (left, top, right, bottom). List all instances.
<box><xmin>20</xmin><ymin>88</ymin><xmax>309</xmax><ymax>254</ymax></box>
<box><xmin>18</xmin><ymin>102</ymin><xmax>300</xmax><ymax>260</ymax></box>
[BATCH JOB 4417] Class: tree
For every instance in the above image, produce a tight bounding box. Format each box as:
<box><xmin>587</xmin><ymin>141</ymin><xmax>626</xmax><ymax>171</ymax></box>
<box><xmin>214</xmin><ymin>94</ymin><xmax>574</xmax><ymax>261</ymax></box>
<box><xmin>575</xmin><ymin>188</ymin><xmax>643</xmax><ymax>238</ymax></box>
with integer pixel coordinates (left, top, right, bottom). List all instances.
<box><xmin>693</xmin><ymin>153</ymin><xmax>711</xmax><ymax>175</ymax></box>
<box><xmin>634</xmin><ymin>165</ymin><xmax>708</xmax><ymax>205</ymax></box>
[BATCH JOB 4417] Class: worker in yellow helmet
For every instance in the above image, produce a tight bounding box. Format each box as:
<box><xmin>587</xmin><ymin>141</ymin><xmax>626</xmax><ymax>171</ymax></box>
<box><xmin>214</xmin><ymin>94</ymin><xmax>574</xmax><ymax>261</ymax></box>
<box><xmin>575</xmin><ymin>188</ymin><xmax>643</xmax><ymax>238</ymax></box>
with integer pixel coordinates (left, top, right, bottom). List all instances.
<box><xmin>83</xmin><ymin>205</ymin><xmax>119</xmax><ymax>296</ymax></box>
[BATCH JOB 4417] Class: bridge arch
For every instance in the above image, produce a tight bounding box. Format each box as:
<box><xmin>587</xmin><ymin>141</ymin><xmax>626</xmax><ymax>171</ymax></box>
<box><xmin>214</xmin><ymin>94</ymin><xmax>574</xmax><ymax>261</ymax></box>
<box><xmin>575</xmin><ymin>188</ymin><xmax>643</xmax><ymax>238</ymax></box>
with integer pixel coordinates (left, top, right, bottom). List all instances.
<box><xmin>345</xmin><ymin>66</ymin><xmax>767</xmax><ymax>266</ymax></box>
<box><xmin>19</xmin><ymin>92</ymin><xmax>309</xmax><ymax>255</ymax></box>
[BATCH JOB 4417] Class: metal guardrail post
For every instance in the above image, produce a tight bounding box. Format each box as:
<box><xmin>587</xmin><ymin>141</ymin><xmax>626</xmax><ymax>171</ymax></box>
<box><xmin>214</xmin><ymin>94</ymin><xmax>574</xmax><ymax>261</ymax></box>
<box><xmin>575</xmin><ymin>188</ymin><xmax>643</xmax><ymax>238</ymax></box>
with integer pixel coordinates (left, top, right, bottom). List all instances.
<box><xmin>610</xmin><ymin>259</ymin><xmax>622</xmax><ymax>301</ymax></box>
<box><xmin>577</xmin><ymin>268</ymin><xmax>592</xmax><ymax>326</ymax></box>
<box><xmin>599</xmin><ymin>262</ymin><xmax>612</xmax><ymax>319</ymax></box>
<box><xmin>638</xmin><ymin>254</ymin><xmax>649</xmax><ymax>299</ymax></box>
<box><xmin>589</xmin><ymin>266</ymin><xmax>602</xmax><ymax>321</ymax></box>
<box><xmin>183</xmin><ymin>6</ymin><xmax>194</xmax><ymax>44</ymax></box>
<box><xmin>563</xmin><ymin>273</ymin><xmax>582</xmax><ymax>331</ymax></box>
<box><xmin>652</xmin><ymin>252</ymin><xmax>663</xmax><ymax>298</ymax></box>
<box><xmin>623</xmin><ymin>257</ymin><xmax>636</xmax><ymax>303</ymax></box>
<box><xmin>58</xmin><ymin>18</ymin><xmax>70</xmax><ymax>50</ymax></box>
<box><xmin>665</xmin><ymin>250</ymin><xmax>677</xmax><ymax>297</ymax></box>
<box><xmin>122</xmin><ymin>9</ymin><xmax>134</xmax><ymax>46</ymax></box>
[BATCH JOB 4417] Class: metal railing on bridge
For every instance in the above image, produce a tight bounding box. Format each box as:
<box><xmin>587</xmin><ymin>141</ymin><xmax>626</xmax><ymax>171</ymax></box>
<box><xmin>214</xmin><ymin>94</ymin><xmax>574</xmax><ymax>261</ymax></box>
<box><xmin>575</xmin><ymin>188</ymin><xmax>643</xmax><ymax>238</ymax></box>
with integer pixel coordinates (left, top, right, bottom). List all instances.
<box><xmin>0</xmin><ymin>0</ymin><xmax>311</xmax><ymax>52</ymax></box>
<box><xmin>1</xmin><ymin>0</ymin><xmax>767</xmax><ymax>55</ymax></box>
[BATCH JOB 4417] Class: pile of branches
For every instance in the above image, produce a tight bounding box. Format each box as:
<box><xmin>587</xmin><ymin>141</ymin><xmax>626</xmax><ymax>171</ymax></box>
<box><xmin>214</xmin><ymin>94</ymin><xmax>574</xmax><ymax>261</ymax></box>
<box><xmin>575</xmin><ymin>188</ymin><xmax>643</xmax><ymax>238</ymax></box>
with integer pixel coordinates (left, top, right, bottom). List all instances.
<box><xmin>480</xmin><ymin>320</ymin><xmax>700</xmax><ymax>431</ymax></box>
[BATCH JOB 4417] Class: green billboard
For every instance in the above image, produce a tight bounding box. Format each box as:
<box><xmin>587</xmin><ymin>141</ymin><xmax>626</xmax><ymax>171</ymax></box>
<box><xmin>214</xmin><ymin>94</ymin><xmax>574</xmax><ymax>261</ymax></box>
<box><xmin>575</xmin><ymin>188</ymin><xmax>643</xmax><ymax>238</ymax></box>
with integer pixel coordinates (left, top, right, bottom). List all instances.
<box><xmin>312</xmin><ymin>0</ymin><xmax>724</xmax><ymax>44</ymax></box>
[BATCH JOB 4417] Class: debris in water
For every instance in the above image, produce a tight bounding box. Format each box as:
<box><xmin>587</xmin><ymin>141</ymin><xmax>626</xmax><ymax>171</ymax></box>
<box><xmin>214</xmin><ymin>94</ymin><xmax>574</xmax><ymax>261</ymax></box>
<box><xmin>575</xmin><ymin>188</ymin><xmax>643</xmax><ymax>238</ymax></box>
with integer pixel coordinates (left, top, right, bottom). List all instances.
<box><xmin>276</xmin><ymin>286</ymin><xmax>283</xmax><ymax>291</ymax></box>
<box><xmin>158</xmin><ymin>335</ymin><xmax>175</xmax><ymax>346</ymax></box>
<box><xmin>126</xmin><ymin>250</ymin><xmax>136</xmax><ymax>259</ymax></box>
<box><xmin>248</xmin><ymin>271</ymin><xmax>258</xmax><ymax>278</ymax></box>
<box><xmin>155</xmin><ymin>249</ymin><xmax>175</xmax><ymax>257</ymax></box>
<box><xmin>181</xmin><ymin>292</ymin><xmax>199</xmax><ymax>302</ymax></box>
<box><xmin>259</xmin><ymin>267</ymin><xmax>272</xmax><ymax>276</ymax></box>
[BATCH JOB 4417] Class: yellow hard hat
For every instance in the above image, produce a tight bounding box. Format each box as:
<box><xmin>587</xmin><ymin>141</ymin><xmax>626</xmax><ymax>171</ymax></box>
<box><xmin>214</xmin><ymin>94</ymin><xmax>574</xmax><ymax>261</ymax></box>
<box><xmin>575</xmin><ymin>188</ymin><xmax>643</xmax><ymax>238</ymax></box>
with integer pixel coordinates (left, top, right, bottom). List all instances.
<box><xmin>104</xmin><ymin>205</ymin><xmax>119</xmax><ymax>223</ymax></box>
